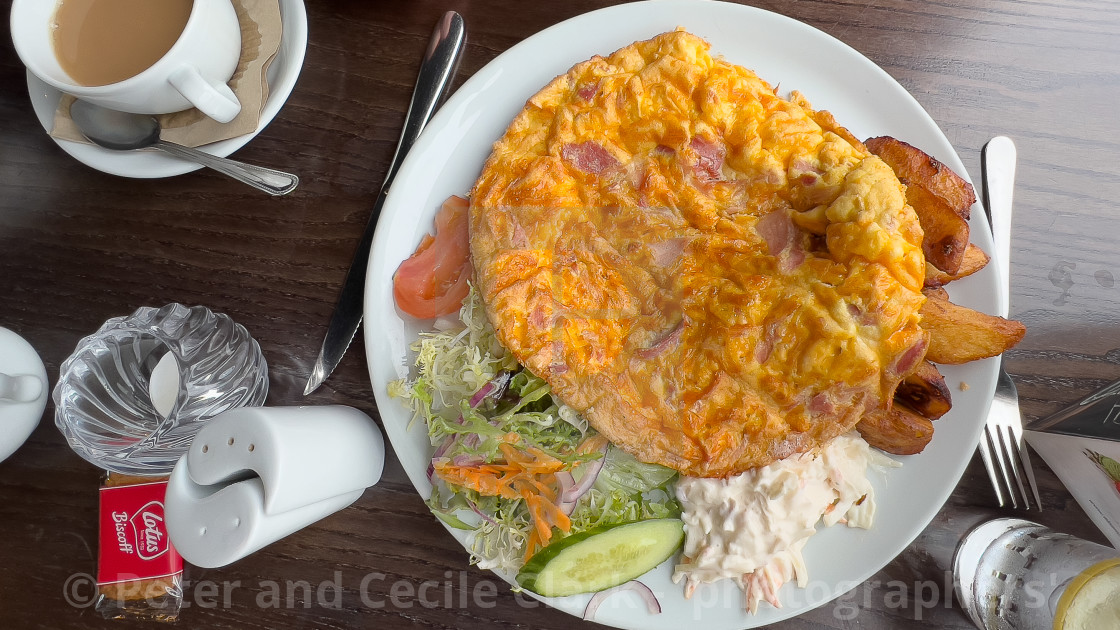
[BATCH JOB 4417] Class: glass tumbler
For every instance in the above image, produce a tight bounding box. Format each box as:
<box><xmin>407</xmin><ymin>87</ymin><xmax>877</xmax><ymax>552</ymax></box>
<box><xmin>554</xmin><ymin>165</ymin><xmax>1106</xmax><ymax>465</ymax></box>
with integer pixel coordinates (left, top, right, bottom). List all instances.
<box><xmin>54</xmin><ymin>303</ymin><xmax>268</xmax><ymax>476</ymax></box>
<box><xmin>954</xmin><ymin>517</ymin><xmax>1120</xmax><ymax>630</ymax></box>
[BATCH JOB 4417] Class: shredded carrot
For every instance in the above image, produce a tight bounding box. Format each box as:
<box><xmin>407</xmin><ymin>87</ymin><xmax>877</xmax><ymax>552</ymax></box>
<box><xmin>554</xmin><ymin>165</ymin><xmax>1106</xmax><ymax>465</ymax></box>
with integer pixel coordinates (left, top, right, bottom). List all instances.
<box><xmin>498</xmin><ymin>442</ymin><xmax>566</xmax><ymax>474</ymax></box>
<box><xmin>433</xmin><ymin>438</ymin><xmax>577</xmax><ymax>560</ymax></box>
<box><xmin>523</xmin><ymin>528</ymin><xmax>541</xmax><ymax>563</ymax></box>
<box><xmin>577</xmin><ymin>433</ymin><xmax>609</xmax><ymax>455</ymax></box>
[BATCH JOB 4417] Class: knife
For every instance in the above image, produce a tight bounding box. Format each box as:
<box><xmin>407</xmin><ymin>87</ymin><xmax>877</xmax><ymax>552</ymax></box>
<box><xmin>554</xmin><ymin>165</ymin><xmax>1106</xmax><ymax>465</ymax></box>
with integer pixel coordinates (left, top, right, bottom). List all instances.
<box><xmin>304</xmin><ymin>11</ymin><xmax>466</xmax><ymax>395</ymax></box>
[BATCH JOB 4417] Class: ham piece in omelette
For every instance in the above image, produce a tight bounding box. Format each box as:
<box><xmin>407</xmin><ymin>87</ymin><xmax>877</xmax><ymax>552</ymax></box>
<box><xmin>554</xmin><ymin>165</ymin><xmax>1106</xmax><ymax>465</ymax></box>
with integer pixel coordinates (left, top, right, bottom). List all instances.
<box><xmin>469</xmin><ymin>30</ymin><xmax>929</xmax><ymax>477</ymax></box>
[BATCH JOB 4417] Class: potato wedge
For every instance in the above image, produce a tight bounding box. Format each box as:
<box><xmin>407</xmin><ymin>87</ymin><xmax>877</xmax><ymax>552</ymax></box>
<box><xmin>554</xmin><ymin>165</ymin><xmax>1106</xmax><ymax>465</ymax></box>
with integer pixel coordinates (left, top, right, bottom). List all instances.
<box><xmin>865</xmin><ymin>136</ymin><xmax>977</xmax><ymax>219</ymax></box>
<box><xmin>922</xmin><ymin>286</ymin><xmax>949</xmax><ymax>302</ymax></box>
<box><xmin>894</xmin><ymin>360</ymin><xmax>952</xmax><ymax>420</ymax></box>
<box><xmin>925</xmin><ymin>243</ymin><xmax>990</xmax><ymax>287</ymax></box>
<box><xmin>857</xmin><ymin>403</ymin><xmax>935</xmax><ymax>455</ymax></box>
<box><xmin>905</xmin><ymin>183</ymin><xmax>971</xmax><ymax>274</ymax></box>
<box><xmin>921</xmin><ymin>295</ymin><xmax>1026</xmax><ymax>364</ymax></box>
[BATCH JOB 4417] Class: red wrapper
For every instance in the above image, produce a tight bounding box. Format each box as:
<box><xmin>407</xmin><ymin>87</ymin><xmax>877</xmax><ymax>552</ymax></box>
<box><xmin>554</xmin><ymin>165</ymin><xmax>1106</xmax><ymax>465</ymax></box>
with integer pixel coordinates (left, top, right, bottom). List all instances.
<box><xmin>95</xmin><ymin>475</ymin><xmax>183</xmax><ymax>621</ymax></box>
<box><xmin>98</xmin><ymin>480</ymin><xmax>182</xmax><ymax>585</ymax></box>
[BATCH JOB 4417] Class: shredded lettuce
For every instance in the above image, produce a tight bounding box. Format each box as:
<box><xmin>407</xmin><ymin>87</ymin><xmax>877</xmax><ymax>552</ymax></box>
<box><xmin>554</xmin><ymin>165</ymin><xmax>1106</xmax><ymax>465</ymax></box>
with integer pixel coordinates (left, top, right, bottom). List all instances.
<box><xmin>568</xmin><ymin>447</ymin><xmax>679</xmax><ymax>532</ymax></box>
<box><xmin>390</xmin><ymin>286</ymin><xmax>680</xmax><ymax>574</ymax></box>
<box><xmin>593</xmin><ymin>446</ymin><xmax>680</xmax><ymax>495</ymax></box>
<box><xmin>387</xmin><ymin>288</ymin><xmax>517</xmax><ymax>427</ymax></box>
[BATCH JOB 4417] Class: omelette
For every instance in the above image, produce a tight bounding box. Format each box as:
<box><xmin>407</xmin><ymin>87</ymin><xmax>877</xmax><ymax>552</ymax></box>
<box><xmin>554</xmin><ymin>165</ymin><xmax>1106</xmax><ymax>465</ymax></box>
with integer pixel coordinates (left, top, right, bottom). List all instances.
<box><xmin>469</xmin><ymin>30</ymin><xmax>928</xmax><ymax>477</ymax></box>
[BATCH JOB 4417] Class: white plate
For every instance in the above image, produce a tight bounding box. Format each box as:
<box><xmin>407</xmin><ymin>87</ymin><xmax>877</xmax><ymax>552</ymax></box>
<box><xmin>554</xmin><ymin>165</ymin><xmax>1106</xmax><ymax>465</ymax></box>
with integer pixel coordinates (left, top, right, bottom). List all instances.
<box><xmin>25</xmin><ymin>0</ymin><xmax>308</xmax><ymax>179</ymax></box>
<box><xmin>364</xmin><ymin>2</ymin><xmax>998</xmax><ymax>628</ymax></box>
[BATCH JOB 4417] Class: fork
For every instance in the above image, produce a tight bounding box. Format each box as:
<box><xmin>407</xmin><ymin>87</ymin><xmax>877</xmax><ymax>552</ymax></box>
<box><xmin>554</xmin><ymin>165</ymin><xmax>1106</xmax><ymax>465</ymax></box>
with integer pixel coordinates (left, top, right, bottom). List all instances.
<box><xmin>977</xmin><ymin>136</ymin><xmax>1042</xmax><ymax>510</ymax></box>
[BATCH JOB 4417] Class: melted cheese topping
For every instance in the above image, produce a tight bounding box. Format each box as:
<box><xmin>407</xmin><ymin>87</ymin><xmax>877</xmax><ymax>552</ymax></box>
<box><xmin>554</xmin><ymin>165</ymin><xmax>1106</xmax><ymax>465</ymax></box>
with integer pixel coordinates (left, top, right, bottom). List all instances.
<box><xmin>470</xmin><ymin>30</ymin><xmax>927</xmax><ymax>476</ymax></box>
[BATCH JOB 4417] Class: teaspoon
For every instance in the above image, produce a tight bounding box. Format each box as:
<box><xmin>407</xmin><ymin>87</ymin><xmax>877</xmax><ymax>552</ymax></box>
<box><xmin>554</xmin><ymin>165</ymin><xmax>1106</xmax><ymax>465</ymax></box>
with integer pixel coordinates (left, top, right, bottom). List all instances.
<box><xmin>70</xmin><ymin>99</ymin><xmax>299</xmax><ymax>196</ymax></box>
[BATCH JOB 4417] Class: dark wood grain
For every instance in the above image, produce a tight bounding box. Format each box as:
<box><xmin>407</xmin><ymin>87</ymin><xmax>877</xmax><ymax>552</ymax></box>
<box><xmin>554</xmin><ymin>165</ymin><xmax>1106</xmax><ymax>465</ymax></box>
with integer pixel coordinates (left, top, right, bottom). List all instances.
<box><xmin>3</xmin><ymin>0</ymin><xmax>1120</xmax><ymax>628</ymax></box>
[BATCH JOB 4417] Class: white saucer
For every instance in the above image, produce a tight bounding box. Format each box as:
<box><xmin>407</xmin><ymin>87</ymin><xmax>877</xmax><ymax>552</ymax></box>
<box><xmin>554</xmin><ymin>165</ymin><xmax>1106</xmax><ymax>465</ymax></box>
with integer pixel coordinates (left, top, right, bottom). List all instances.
<box><xmin>26</xmin><ymin>0</ymin><xmax>308</xmax><ymax>179</ymax></box>
<box><xmin>0</xmin><ymin>327</ymin><xmax>48</xmax><ymax>464</ymax></box>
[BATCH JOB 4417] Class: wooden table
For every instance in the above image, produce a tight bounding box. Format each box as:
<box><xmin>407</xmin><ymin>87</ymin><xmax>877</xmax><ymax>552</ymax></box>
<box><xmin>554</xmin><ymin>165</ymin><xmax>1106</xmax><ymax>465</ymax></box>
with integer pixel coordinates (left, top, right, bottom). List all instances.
<box><xmin>3</xmin><ymin>1</ymin><xmax>1119</xmax><ymax>627</ymax></box>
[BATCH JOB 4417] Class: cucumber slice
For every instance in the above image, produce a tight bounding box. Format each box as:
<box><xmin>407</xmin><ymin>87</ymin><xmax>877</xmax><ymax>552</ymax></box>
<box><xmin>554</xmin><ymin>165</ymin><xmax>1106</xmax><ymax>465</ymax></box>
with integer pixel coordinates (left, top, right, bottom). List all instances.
<box><xmin>516</xmin><ymin>518</ymin><xmax>684</xmax><ymax>597</ymax></box>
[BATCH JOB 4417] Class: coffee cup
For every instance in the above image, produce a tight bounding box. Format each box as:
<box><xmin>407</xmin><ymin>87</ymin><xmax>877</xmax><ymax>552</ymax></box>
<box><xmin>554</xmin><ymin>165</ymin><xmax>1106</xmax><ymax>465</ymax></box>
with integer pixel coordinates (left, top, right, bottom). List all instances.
<box><xmin>10</xmin><ymin>0</ymin><xmax>243</xmax><ymax>123</ymax></box>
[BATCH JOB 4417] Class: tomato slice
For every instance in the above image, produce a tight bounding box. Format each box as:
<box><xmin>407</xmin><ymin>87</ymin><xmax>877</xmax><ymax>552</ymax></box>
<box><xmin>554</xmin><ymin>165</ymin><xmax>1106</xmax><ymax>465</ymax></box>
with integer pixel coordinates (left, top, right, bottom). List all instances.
<box><xmin>393</xmin><ymin>195</ymin><xmax>474</xmax><ymax>319</ymax></box>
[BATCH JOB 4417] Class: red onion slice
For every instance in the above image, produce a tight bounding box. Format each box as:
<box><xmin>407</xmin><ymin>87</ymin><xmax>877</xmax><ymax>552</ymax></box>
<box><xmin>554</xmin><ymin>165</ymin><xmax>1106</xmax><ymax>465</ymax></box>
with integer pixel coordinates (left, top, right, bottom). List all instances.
<box><xmin>468</xmin><ymin>372</ymin><xmax>512</xmax><ymax>408</ymax></box>
<box><xmin>556</xmin><ymin>470</ymin><xmax>575</xmax><ymax>495</ymax></box>
<box><xmin>468</xmin><ymin>383</ymin><xmax>495</xmax><ymax>408</ymax></box>
<box><xmin>583</xmin><ymin>580</ymin><xmax>661</xmax><ymax>621</ymax></box>
<box><xmin>554</xmin><ymin>471</ymin><xmax>577</xmax><ymax>515</ymax></box>
<box><xmin>427</xmin><ymin>436</ymin><xmax>455</xmax><ymax>482</ymax></box>
<box><xmin>466</xmin><ymin>498</ymin><xmax>498</xmax><ymax>527</ymax></box>
<box><xmin>451</xmin><ymin>454</ymin><xmax>484</xmax><ymax>467</ymax></box>
<box><xmin>562</xmin><ymin>442</ymin><xmax>608</xmax><ymax>504</ymax></box>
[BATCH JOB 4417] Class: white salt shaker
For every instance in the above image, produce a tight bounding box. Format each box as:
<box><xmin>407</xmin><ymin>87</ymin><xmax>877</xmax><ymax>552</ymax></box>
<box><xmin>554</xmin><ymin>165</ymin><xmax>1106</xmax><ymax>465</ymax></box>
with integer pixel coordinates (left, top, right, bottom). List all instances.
<box><xmin>164</xmin><ymin>405</ymin><xmax>385</xmax><ymax>568</ymax></box>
